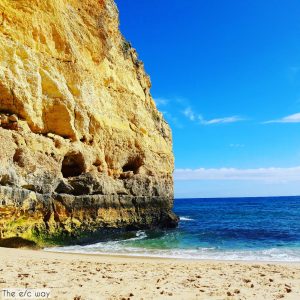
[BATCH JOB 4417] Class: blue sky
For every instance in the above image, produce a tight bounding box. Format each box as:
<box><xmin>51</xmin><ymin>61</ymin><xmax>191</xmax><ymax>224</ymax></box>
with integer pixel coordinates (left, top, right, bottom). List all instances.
<box><xmin>115</xmin><ymin>0</ymin><xmax>300</xmax><ymax>198</ymax></box>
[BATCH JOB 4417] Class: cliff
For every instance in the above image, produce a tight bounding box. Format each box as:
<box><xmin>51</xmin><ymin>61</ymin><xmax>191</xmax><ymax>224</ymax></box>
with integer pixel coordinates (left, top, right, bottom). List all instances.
<box><xmin>0</xmin><ymin>0</ymin><xmax>178</xmax><ymax>247</ymax></box>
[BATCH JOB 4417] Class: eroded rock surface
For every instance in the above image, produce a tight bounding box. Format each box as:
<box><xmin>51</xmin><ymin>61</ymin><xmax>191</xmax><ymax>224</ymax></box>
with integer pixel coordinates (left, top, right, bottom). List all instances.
<box><xmin>0</xmin><ymin>0</ymin><xmax>177</xmax><ymax>246</ymax></box>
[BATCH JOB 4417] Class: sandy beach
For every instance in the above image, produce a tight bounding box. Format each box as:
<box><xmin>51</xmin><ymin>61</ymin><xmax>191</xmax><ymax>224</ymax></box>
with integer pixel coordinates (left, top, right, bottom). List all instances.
<box><xmin>0</xmin><ymin>248</ymin><xmax>299</xmax><ymax>300</ymax></box>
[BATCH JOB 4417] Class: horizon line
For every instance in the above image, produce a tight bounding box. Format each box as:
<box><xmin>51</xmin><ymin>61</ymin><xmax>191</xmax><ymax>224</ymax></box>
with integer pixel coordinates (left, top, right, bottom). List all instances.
<box><xmin>174</xmin><ymin>194</ymin><xmax>300</xmax><ymax>200</ymax></box>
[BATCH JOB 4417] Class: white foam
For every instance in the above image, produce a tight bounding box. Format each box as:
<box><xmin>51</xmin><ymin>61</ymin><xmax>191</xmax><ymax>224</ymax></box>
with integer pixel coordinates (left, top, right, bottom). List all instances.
<box><xmin>179</xmin><ymin>216</ymin><xmax>194</xmax><ymax>221</ymax></box>
<box><xmin>44</xmin><ymin>244</ymin><xmax>300</xmax><ymax>262</ymax></box>
<box><xmin>132</xmin><ymin>230</ymin><xmax>147</xmax><ymax>240</ymax></box>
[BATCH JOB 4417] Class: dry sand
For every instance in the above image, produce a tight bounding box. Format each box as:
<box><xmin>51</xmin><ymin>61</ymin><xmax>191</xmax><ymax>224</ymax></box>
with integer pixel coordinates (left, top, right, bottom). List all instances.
<box><xmin>0</xmin><ymin>247</ymin><xmax>300</xmax><ymax>300</ymax></box>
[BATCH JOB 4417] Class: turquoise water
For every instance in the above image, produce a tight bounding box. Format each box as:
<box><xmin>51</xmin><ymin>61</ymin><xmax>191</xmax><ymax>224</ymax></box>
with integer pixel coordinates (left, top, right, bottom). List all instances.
<box><xmin>47</xmin><ymin>196</ymin><xmax>300</xmax><ymax>261</ymax></box>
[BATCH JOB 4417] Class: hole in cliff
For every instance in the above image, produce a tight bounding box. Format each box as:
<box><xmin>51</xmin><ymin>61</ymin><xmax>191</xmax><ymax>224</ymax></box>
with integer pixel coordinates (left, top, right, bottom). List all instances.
<box><xmin>122</xmin><ymin>156</ymin><xmax>143</xmax><ymax>174</ymax></box>
<box><xmin>93</xmin><ymin>160</ymin><xmax>101</xmax><ymax>167</ymax></box>
<box><xmin>61</xmin><ymin>152</ymin><xmax>85</xmax><ymax>178</ymax></box>
<box><xmin>13</xmin><ymin>149</ymin><xmax>25</xmax><ymax>167</ymax></box>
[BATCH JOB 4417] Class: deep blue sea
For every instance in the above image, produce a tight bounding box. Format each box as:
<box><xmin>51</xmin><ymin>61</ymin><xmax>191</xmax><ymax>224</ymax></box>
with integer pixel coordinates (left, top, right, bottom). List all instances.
<box><xmin>47</xmin><ymin>196</ymin><xmax>300</xmax><ymax>261</ymax></box>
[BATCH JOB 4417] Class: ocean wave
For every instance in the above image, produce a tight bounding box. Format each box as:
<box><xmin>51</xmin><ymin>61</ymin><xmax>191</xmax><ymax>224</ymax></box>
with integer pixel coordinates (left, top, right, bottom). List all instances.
<box><xmin>179</xmin><ymin>216</ymin><xmax>194</xmax><ymax>221</ymax></box>
<box><xmin>45</xmin><ymin>231</ymin><xmax>148</xmax><ymax>253</ymax></box>
<box><xmin>45</xmin><ymin>244</ymin><xmax>300</xmax><ymax>262</ymax></box>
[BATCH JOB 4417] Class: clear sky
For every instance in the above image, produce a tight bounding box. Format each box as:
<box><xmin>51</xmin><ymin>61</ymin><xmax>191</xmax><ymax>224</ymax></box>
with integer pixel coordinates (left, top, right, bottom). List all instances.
<box><xmin>115</xmin><ymin>0</ymin><xmax>300</xmax><ymax>198</ymax></box>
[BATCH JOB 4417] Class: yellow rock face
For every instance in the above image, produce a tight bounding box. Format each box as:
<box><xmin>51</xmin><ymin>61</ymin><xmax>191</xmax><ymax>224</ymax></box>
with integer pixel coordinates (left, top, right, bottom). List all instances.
<box><xmin>0</xmin><ymin>0</ymin><xmax>177</xmax><ymax>246</ymax></box>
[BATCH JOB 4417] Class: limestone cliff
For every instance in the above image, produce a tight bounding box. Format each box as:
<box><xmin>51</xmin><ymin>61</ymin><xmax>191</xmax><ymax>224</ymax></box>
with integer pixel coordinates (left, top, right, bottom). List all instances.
<box><xmin>0</xmin><ymin>0</ymin><xmax>178</xmax><ymax>247</ymax></box>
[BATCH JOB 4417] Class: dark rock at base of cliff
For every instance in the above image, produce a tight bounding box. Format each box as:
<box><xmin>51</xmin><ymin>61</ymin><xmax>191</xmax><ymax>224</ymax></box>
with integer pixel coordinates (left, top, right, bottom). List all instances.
<box><xmin>0</xmin><ymin>185</ymin><xmax>178</xmax><ymax>247</ymax></box>
<box><xmin>0</xmin><ymin>237</ymin><xmax>39</xmax><ymax>249</ymax></box>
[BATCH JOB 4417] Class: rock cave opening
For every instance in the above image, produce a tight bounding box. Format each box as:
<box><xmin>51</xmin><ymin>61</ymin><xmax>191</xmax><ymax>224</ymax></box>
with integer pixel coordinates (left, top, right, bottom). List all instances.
<box><xmin>122</xmin><ymin>156</ymin><xmax>143</xmax><ymax>174</ymax></box>
<box><xmin>61</xmin><ymin>152</ymin><xmax>85</xmax><ymax>178</ymax></box>
<box><xmin>13</xmin><ymin>148</ymin><xmax>25</xmax><ymax>167</ymax></box>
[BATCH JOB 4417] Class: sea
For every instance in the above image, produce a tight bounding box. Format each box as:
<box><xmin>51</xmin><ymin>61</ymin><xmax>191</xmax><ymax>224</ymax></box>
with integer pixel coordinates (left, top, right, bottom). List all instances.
<box><xmin>46</xmin><ymin>196</ymin><xmax>300</xmax><ymax>262</ymax></box>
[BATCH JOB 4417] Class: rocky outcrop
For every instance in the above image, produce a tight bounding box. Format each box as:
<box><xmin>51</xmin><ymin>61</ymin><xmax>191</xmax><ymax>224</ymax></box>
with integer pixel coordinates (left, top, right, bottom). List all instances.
<box><xmin>0</xmin><ymin>0</ymin><xmax>178</xmax><ymax>247</ymax></box>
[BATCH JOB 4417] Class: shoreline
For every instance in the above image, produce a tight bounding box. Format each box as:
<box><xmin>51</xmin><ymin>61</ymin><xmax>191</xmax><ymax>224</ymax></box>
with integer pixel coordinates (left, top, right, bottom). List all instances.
<box><xmin>1</xmin><ymin>247</ymin><xmax>300</xmax><ymax>299</ymax></box>
<box><xmin>44</xmin><ymin>248</ymin><xmax>300</xmax><ymax>265</ymax></box>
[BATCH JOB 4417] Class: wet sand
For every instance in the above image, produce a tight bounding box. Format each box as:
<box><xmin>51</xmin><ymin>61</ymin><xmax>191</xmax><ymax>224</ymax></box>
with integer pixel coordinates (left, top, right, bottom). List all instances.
<box><xmin>0</xmin><ymin>247</ymin><xmax>300</xmax><ymax>299</ymax></box>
